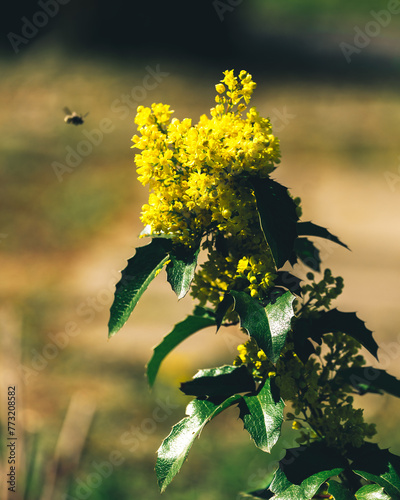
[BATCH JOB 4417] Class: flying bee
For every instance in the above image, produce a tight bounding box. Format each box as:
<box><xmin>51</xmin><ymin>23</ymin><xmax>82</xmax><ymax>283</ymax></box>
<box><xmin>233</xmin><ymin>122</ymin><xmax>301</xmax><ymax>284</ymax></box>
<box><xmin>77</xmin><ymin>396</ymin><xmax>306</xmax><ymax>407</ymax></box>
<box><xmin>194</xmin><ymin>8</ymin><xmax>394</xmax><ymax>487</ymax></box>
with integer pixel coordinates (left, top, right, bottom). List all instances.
<box><xmin>63</xmin><ymin>107</ymin><xmax>88</xmax><ymax>125</ymax></box>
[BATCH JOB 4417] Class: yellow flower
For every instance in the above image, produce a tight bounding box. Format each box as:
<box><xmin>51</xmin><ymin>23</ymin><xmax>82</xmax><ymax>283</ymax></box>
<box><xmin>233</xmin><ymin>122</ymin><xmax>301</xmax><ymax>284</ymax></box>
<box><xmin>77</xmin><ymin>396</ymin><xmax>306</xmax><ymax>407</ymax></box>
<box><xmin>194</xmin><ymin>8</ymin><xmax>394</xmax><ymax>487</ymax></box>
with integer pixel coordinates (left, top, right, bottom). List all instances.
<box><xmin>132</xmin><ymin>70</ymin><xmax>282</xmax><ymax>300</ymax></box>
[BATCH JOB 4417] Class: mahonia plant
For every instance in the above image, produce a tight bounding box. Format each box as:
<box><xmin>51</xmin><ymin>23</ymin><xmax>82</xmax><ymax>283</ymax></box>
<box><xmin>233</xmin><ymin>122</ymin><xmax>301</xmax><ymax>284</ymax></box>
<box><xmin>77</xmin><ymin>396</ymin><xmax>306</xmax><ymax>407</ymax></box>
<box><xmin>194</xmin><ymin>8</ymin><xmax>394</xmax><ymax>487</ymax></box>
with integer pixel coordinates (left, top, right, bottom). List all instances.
<box><xmin>108</xmin><ymin>70</ymin><xmax>400</xmax><ymax>499</ymax></box>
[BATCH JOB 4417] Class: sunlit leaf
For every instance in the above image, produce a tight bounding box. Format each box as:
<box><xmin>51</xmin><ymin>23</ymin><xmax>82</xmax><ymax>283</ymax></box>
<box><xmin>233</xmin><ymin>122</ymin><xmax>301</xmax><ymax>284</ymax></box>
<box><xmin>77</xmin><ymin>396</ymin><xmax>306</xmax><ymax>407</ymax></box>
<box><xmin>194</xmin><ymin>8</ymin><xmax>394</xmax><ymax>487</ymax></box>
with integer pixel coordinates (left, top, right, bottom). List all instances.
<box><xmin>268</xmin><ymin>442</ymin><xmax>346</xmax><ymax>499</ymax></box>
<box><xmin>239</xmin><ymin>379</ymin><xmax>284</xmax><ymax>452</ymax></box>
<box><xmin>351</xmin><ymin>443</ymin><xmax>400</xmax><ymax>498</ymax></box>
<box><xmin>166</xmin><ymin>243</ymin><xmax>200</xmax><ymax>299</ymax></box>
<box><xmin>229</xmin><ymin>290</ymin><xmax>295</xmax><ymax>362</ymax></box>
<box><xmin>156</xmin><ymin>395</ymin><xmax>241</xmax><ymax>492</ymax></box>
<box><xmin>108</xmin><ymin>238</ymin><xmax>171</xmax><ymax>337</ymax></box>
<box><xmin>355</xmin><ymin>484</ymin><xmax>391</xmax><ymax>500</ymax></box>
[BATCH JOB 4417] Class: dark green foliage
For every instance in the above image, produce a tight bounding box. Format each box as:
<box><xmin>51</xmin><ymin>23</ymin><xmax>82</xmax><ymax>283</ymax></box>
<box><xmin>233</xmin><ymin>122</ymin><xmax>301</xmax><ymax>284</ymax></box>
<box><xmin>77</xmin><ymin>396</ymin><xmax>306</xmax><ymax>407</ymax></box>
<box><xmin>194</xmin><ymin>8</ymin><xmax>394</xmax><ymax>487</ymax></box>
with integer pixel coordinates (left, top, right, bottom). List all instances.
<box><xmin>108</xmin><ymin>238</ymin><xmax>172</xmax><ymax>337</ymax></box>
<box><xmin>251</xmin><ymin>177</ymin><xmax>299</xmax><ymax>268</ymax></box>
<box><xmin>166</xmin><ymin>244</ymin><xmax>200</xmax><ymax>299</ymax></box>
<box><xmin>147</xmin><ymin>307</ymin><xmax>216</xmax><ymax>386</ymax></box>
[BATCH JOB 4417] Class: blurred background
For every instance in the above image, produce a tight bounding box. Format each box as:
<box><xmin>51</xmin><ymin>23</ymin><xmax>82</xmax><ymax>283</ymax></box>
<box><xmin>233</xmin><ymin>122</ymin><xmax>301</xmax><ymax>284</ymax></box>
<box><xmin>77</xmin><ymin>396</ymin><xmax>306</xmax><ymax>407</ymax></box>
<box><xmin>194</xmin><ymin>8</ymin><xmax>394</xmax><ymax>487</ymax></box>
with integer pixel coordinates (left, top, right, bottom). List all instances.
<box><xmin>1</xmin><ymin>1</ymin><xmax>400</xmax><ymax>498</ymax></box>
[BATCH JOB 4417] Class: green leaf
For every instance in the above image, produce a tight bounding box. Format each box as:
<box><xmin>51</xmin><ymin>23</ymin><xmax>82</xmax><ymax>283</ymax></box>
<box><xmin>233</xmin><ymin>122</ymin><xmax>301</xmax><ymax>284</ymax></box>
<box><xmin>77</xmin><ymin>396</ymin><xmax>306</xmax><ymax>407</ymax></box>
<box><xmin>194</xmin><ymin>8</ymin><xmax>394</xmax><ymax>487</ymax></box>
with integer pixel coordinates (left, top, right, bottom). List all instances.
<box><xmin>238</xmin><ymin>379</ymin><xmax>285</xmax><ymax>453</ymax></box>
<box><xmin>296</xmin><ymin>221</ymin><xmax>349</xmax><ymax>250</ymax></box>
<box><xmin>180</xmin><ymin>365</ymin><xmax>256</xmax><ymax>403</ymax></box>
<box><xmin>339</xmin><ymin>366</ymin><xmax>400</xmax><ymax>397</ymax></box>
<box><xmin>166</xmin><ymin>244</ymin><xmax>200</xmax><ymax>299</ymax></box>
<box><xmin>355</xmin><ymin>484</ymin><xmax>391</xmax><ymax>500</ymax></box>
<box><xmin>215</xmin><ymin>293</ymin><xmax>235</xmax><ymax>331</ymax></box>
<box><xmin>291</xmin><ymin>237</ymin><xmax>321</xmax><ymax>272</ymax></box>
<box><xmin>351</xmin><ymin>444</ymin><xmax>400</xmax><ymax>498</ymax></box>
<box><xmin>275</xmin><ymin>272</ymin><xmax>302</xmax><ymax>296</ymax></box>
<box><xmin>251</xmin><ymin>177</ymin><xmax>299</xmax><ymax>268</ymax></box>
<box><xmin>156</xmin><ymin>394</ymin><xmax>242</xmax><ymax>492</ymax></box>
<box><xmin>274</xmin><ymin>442</ymin><xmax>347</xmax><ymax>488</ymax></box>
<box><xmin>108</xmin><ymin>238</ymin><xmax>171</xmax><ymax>337</ymax></box>
<box><xmin>268</xmin><ymin>442</ymin><xmax>346</xmax><ymax>499</ymax></box>
<box><xmin>328</xmin><ymin>480</ymin><xmax>356</xmax><ymax>500</ymax></box>
<box><xmin>229</xmin><ymin>290</ymin><xmax>295</xmax><ymax>362</ymax></box>
<box><xmin>293</xmin><ymin>309</ymin><xmax>378</xmax><ymax>360</ymax></box>
<box><xmin>269</xmin><ymin>467</ymin><xmax>344</xmax><ymax>500</ymax></box>
<box><xmin>146</xmin><ymin>308</ymin><xmax>216</xmax><ymax>386</ymax></box>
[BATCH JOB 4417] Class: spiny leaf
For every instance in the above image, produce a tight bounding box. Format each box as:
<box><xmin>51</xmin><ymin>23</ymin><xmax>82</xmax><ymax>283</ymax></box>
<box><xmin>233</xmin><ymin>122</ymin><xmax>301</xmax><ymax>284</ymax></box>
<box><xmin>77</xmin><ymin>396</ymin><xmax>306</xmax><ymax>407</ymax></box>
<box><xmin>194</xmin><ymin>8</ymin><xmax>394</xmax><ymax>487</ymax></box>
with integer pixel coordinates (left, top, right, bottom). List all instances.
<box><xmin>275</xmin><ymin>271</ymin><xmax>302</xmax><ymax>296</ymax></box>
<box><xmin>229</xmin><ymin>290</ymin><xmax>295</xmax><ymax>363</ymax></box>
<box><xmin>268</xmin><ymin>442</ymin><xmax>346</xmax><ymax>499</ymax></box>
<box><xmin>291</xmin><ymin>237</ymin><xmax>321</xmax><ymax>272</ymax></box>
<box><xmin>238</xmin><ymin>379</ymin><xmax>285</xmax><ymax>453</ymax></box>
<box><xmin>276</xmin><ymin>442</ymin><xmax>347</xmax><ymax>487</ymax></box>
<box><xmin>166</xmin><ymin>244</ymin><xmax>200</xmax><ymax>299</ymax></box>
<box><xmin>180</xmin><ymin>365</ymin><xmax>256</xmax><ymax>403</ymax></box>
<box><xmin>355</xmin><ymin>484</ymin><xmax>391</xmax><ymax>500</ymax></box>
<box><xmin>156</xmin><ymin>395</ymin><xmax>242</xmax><ymax>492</ymax></box>
<box><xmin>297</xmin><ymin>221</ymin><xmax>349</xmax><ymax>250</ymax></box>
<box><xmin>351</xmin><ymin>443</ymin><xmax>400</xmax><ymax>498</ymax></box>
<box><xmin>293</xmin><ymin>309</ymin><xmax>378</xmax><ymax>360</ymax></box>
<box><xmin>269</xmin><ymin>468</ymin><xmax>344</xmax><ymax>500</ymax></box>
<box><xmin>339</xmin><ymin>367</ymin><xmax>400</xmax><ymax>397</ymax></box>
<box><xmin>251</xmin><ymin>177</ymin><xmax>299</xmax><ymax>268</ymax></box>
<box><xmin>108</xmin><ymin>238</ymin><xmax>171</xmax><ymax>337</ymax></box>
<box><xmin>147</xmin><ymin>308</ymin><xmax>216</xmax><ymax>386</ymax></box>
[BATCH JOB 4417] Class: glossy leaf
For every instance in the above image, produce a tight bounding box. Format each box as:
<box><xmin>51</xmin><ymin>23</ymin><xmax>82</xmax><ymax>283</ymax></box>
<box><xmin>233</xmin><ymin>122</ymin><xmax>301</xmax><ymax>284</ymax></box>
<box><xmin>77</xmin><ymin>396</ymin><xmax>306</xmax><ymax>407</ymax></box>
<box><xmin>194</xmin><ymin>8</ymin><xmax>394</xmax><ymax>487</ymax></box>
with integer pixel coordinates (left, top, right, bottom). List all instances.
<box><xmin>108</xmin><ymin>238</ymin><xmax>171</xmax><ymax>337</ymax></box>
<box><xmin>351</xmin><ymin>444</ymin><xmax>400</xmax><ymax>498</ymax></box>
<box><xmin>276</xmin><ymin>442</ymin><xmax>347</xmax><ymax>487</ymax></box>
<box><xmin>156</xmin><ymin>394</ymin><xmax>241</xmax><ymax>492</ymax></box>
<box><xmin>293</xmin><ymin>309</ymin><xmax>378</xmax><ymax>361</ymax></box>
<box><xmin>355</xmin><ymin>484</ymin><xmax>391</xmax><ymax>500</ymax></box>
<box><xmin>238</xmin><ymin>379</ymin><xmax>285</xmax><ymax>453</ymax></box>
<box><xmin>166</xmin><ymin>244</ymin><xmax>200</xmax><ymax>299</ymax></box>
<box><xmin>147</xmin><ymin>307</ymin><xmax>216</xmax><ymax>386</ymax></box>
<box><xmin>328</xmin><ymin>480</ymin><xmax>356</xmax><ymax>500</ymax></box>
<box><xmin>339</xmin><ymin>367</ymin><xmax>400</xmax><ymax>397</ymax></box>
<box><xmin>180</xmin><ymin>365</ymin><xmax>256</xmax><ymax>403</ymax></box>
<box><xmin>230</xmin><ymin>290</ymin><xmax>295</xmax><ymax>362</ymax></box>
<box><xmin>297</xmin><ymin>221</ymin><xmax>349</xmax><ymax>250</ymax></box>
<box><xmin>269</xmin><ymin>467</ymin><xmax>344</xmax><ymax>500</ymax></box>
<box><xmin>251</xmin><ymin>177</ymin><xmax>299</xmax><ymax>268</ymax></box>
<box><xmin>267</xmin><ymin>442</ymin><xmax>346</xmax><ymax>499</ymax></box>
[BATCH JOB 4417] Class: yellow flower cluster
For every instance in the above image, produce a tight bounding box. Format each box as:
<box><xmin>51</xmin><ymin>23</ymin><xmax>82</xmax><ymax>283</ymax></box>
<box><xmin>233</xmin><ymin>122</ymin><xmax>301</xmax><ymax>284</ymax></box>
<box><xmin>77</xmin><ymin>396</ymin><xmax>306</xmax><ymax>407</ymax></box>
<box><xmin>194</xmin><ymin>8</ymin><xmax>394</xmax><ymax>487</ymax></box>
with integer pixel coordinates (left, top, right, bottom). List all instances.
<box><xmin>233</xmin><ymin>338</ymin><xmax>275</xmax><ymax>378</ymax></box>
<box><xmin>132</xmin><ymin>70</ymin><xmax>281</xmax><ymax>306</ymax></box>
<box><xmin>191</xmin><ymin>233</ymin><xmax>276</xmax><ymax>307</ymax></box>
<box><xmin>235</xmin><ymin>327</ymin><xmax>377</xmax><ymax>451</ymax></box>
<box><xmin>132</xmin><ymin>70</ymin><xmax>280</xmax><ymax>246</ymax></box>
